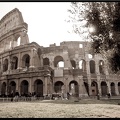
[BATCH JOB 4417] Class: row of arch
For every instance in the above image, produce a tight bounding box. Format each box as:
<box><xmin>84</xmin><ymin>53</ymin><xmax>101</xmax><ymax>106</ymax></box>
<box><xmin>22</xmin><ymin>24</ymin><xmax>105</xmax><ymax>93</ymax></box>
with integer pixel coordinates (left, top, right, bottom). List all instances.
<box><xmin>43</xmin><ymin>56</ymin><xmax>105</xmax><ymax>74</ymax></box>
<box><xmin>0</xmin><ymin>36</ymin><xmax>22</xmax><ymax>53</ymax></box>
<box><xmin>1</xmin><ymin>54</ymin><xmax>30</xmax><ymax>72</ymax></box>
<box><xmin>1</xmin><ymin>80</ymin><xmax>120</xmax><ymax>97</ymax></box>
<box><xmin>54</xmin><ymin>81</ymin><xmax>120</xmax><ymax>96</ymax></box>
<box><xmin>1</xmin><ymin>53</ymin><xmax>105</xmax><ymax>75</ymax></box>
<box><xmin>1</xmin><ymin>79</ymin><xmax>43</xmax><ymax>96</ymax></box>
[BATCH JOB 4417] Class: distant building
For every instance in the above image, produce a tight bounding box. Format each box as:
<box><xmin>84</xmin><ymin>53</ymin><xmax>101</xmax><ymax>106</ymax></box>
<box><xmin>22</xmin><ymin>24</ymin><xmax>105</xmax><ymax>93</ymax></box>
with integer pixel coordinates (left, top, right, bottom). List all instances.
<box><xmin>0</xmin><ymin>8</ymin><xmax>119</xmax><ymax>98</ymax></box>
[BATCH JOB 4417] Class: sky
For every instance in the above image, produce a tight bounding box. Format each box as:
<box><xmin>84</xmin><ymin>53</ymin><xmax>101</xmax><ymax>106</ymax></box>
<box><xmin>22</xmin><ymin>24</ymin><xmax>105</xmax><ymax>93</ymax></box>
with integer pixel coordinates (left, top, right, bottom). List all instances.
<box><xmin>0</xmin><ymin>2</ymin><xmax>83</xmax><ymax>47</ymax></box>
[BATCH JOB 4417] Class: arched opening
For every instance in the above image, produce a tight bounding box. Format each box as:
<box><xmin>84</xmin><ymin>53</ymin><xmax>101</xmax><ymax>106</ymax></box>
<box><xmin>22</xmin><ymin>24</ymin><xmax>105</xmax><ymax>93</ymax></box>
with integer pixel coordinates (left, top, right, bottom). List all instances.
<box><xmin>54</xmin><ymin>81</ymin><xmax>64</xmax><ymax>93</ymax></box>
<box><xmin>88</xmin><ymin>54</ymin><xmax>93</xmax><ymax>59</ymax></box>
<box><xmin>69</xmin><ymin>80</ymin><xmax>79</xmax><ymax>97</ymax></box>
<box><xmin>34</xmin><ymin>79</ymin><xmax>43</xmax><ymax>97</ymax></box>
<box><xmin>54</xmin><ymin>56</ymin><xmax>64</xmax><ymax>68</ymax></box>
<box><xmin>111</xmin><ymin>82</ymin><xmax>115</xmax><ymax>96</ymax></box>
<box><xmin>101</xmin><ymin>81</ymin><xmax>107</xmax><ymax>96</ymax></box>
<box><xmin>17</xmin><ymin>37</ymin><xmax>21</xmax><ymax>46</ymax></box>
<box><xmin>70</xmin><ymin>60</ymin><xmax>76</xmax><ymax>69</ymax></box>
<box><xmin>3</xmin><ymin>59</ymin><xmax>8</xmax><ymax>72</ymax></box>
<box><xmin>91</xmin><ymin>81</ymin><xmax>98</xmax><ymax>96</ymax></box>
<box><xmin>1</xmin><ymin>82</ymin><xmax>6</xmax><ymax>96</ymax></box>
<box><xmin>79</xmin><ymin>59</ymin><xmax>86</xmax><ymax>72</ymax></box>
<box><xmin>58</xmin><ymin>61</ymin><xmax>64</xmax><ymax>68</ymax></box>
<box><xmin>22</xmin><ymin>54</ymin><xmax>30</xmax><ymax>68</ymax></box>
<box><xmin>79</xmin><ymin>44</ymin><xmax>83</xmax><ymax>48</ymax></box>
<box><xmin>118</xmin><ymin>82</ymin><xmax>120</xmax><ymax>94</ymax></box>
<box><xmin>99</xmin><ymin>60</ymin><xmax>105</xmax><ymax>74</ymax></box>
<box><xmin>89</xmin><ymin>60</ymin><xmax>95</xmax><ymax>73</ymax></box>
<box><xmin>20</xmin><ymin>80</ymin><xmax>29</xmax><ymax>95</ymax></box>
<box><xmin>43</xmin><ymin>58</ymin><xmax>50</xmax><ymax>66</ymax></box>
<box><xmin>11</xmin><ymin>56</ymin><xmax>18</xmax><ymax>70</ymax></box>
<box><xmin>9</xmin><ymin>81</ymin><xmax>16</xmax><ymax>95</ymax></box>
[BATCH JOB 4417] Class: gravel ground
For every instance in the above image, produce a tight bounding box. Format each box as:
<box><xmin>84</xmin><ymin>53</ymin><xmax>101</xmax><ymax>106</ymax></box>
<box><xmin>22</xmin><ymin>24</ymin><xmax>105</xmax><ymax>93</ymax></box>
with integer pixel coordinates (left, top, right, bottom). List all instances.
<box><xmin>0</xmin><ymin>99</ymin><xmax>120</xmax><ymax>118</ymax></box>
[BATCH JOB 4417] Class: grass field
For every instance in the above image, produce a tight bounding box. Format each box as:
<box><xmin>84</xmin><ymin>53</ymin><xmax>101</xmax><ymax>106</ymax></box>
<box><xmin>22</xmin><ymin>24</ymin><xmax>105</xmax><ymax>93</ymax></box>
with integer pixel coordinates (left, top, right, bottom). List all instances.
<box><xmin>0</xmin><ymin>99</ymin><xmax>120</xmax><ymax>118</ymax></box>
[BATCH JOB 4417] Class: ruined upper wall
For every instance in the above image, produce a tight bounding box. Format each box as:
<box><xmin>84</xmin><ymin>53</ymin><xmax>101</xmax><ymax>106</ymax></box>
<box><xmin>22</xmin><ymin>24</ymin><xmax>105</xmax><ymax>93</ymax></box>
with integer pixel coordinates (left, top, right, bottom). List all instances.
<box><xmin>0</xmin><ymin>8</ymin><xmax>25</xmax><ymax>37</ymax></box>
<box><xmin>0</xmin><ymin>8</ymin><xmax>29</xmax><ymax>53</ymax></box>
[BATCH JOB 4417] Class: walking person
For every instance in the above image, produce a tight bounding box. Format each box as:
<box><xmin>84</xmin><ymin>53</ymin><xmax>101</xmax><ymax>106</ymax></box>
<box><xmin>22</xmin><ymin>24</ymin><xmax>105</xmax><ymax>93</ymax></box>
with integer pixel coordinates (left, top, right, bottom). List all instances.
<box><xmin>107</xmin><ymin>92</ymin><xmax>111</xmax><ymax>99</ymax></box>
<box><xmin>10</xmin><ymin>90</ymin><xmax>14</xmax><ymax>102</ymax></box>
<box><xmin>14</xmin><ymin>90</ymin><xmax>19</xmax><ymax>102</ymax></box>
<box><xmin>97</xmin><ymin>93</ymin><xmax>100</xmax><ymax>100</ymax></box>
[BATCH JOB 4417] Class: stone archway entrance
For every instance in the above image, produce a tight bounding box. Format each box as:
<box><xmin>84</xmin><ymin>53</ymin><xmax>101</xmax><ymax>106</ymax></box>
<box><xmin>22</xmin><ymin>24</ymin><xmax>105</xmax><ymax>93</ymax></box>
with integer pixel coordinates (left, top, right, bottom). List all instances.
<box><xmin>91</xmin><ymin>81</ymin><xmax>98</xmax><ymax>96</ymax></box>
<box><xmin>9</xmin><ymin>81</ymin><xmax>16</xmax><ymax>95</ymax></box>
<box><xmin>20</xmin><ymin>80</ymin><xmax>29</xmax><ymax>95</ymax></box>
<box><xmin>111</xmin><ymin>82</ymin><xmax>115</xmax><ymax>96</ymax></box>
<box><xmin>34</xmin><ymin>79</ymin><xmax>43</xmax><ymax>97</ymax></box>
<box><xmin>54</xmin><ymin>81</ymin><xmax>64</xmax><ymax>93</ymax></box>
<box><xmin>69</xmin><ymin>80</ymin><xmax>79</xmax><ymax>97</ymax></box>
<box><xmin>101</xmin><ymin>81</ymin><xmax>107</xmax><ymax>96</ymax></box>
<box><xmin>1</xmin><ymin>82</ymin><xmax>6</xmax><ymax>96</ymax></box>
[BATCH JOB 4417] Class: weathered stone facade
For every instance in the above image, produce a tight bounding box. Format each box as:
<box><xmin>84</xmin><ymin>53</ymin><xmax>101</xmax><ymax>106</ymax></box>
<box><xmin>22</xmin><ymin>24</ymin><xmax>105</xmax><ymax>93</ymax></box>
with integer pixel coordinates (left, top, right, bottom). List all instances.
<box><xmin>0</xmin><ymin>8</ymin><xmax>120</xmax><ymax>98</ymax></box>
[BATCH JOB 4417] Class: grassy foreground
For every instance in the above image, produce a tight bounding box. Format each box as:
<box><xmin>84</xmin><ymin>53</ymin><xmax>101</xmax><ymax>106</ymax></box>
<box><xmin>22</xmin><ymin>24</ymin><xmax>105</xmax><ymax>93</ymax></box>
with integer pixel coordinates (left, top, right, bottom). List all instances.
<box><xmin>0</xmin><ymin>99</ymin><xmax>120</xmax><ymax>118</ymax></box>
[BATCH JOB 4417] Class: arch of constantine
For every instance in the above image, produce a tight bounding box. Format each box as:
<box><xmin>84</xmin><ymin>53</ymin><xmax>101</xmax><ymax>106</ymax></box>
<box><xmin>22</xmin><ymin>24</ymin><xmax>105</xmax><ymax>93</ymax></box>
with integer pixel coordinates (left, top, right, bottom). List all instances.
<box><xmin>0</xmin><ymin>8</ymin><xmax>120</xmax><ymax>98</ymax></box>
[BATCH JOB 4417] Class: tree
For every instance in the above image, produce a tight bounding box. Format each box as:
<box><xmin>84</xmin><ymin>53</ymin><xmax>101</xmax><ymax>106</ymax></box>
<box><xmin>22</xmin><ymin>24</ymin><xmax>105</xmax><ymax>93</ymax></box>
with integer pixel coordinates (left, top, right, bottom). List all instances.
<box><xmin>68</xmin><ymin>2</ymin><xmax>120</xmax><ymax>73</ymax></box>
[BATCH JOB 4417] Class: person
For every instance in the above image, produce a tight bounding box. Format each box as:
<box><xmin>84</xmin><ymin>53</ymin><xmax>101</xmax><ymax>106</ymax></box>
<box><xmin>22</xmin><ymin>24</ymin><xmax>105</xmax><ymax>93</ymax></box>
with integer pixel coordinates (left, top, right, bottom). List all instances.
<box><xmin>107</xmin><ymin>93</ymin><xmax>111</xmax><ymax>98</ymax></box>
<box><xmin>67</xmin><ymin>92</ymin><xmax>70</xmax><ymax>100</ymax></box>
<box><xmin>14</xmin><ymin>90</ymin><xmax>19</xmax><ymax>102</ymax></box>
<box><xmin>10</xmin><ymin>91</ymin><xmax>14</xmax><ymax>102</ymax></box>
<box><xmin>97</xmin><ymin>93</ymin><xmax>100</xmax><ymax>100</ymax></box>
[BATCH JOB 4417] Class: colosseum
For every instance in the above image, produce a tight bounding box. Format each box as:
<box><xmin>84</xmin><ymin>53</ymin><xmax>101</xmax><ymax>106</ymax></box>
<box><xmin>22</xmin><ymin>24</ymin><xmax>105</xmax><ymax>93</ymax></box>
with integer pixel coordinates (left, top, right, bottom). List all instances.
<box><xmin>0</xmin><ymin>8</ymin><xmax>120</xmax><ymax>99</ymax></box>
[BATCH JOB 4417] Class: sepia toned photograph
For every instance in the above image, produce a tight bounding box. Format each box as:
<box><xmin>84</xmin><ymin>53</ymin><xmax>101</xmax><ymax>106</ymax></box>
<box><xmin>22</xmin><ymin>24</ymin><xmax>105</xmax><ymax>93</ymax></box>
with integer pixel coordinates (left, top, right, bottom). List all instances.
<box><xmin>0</xmin><ymin>2</ymin><xmax>120</xmax><ymax>118</ymax></box>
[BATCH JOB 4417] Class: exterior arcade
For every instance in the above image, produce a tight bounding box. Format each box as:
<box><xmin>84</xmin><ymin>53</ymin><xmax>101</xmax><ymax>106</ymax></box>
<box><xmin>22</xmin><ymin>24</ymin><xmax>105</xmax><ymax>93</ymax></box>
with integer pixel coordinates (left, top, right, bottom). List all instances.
<box><xmin>0</xmin><ymin>8</ymin><xmax>120</xmax><ymax>99</ymax></box>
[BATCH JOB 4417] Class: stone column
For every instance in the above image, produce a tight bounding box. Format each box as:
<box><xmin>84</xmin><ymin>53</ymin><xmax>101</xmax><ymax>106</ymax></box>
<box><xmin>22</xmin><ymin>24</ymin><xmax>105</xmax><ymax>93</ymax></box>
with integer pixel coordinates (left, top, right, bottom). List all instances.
<box><xmin>44</xmin><ymin>77</ymin><xmax>48</xmax><ymax>96</ymax></box>
<box><xmin>96</xmin><ymin>60</ymin><xmax>102</xmax><ymax>96</ymax></box>
<box><xmin>86</xmin><ymin>60</ymin><xmax>90</xmax><ymax>74</ymax></box>
<box><xmin>31</xmin><ymin>79</ymin><xmax>33</xmax><ymax>94</ymax></box>
<box><xmin>11</xmin><ymin>36</ymin><xmax>15</xmax><ymax>48</ymax></box>
<box><xmin>8</xmin><ymin>56</ymin><xmax>11</xmax><ymax>72</ymax></box>
<box><xmin>49</xmin><ymin>77</ymin><xmax>53</xmax><ymax>94</ymax></box>
<box><xmin>76</xmin><ymin>59</ymin><xmax>79</xmax><ymax>69</ymax></box>
<box><xmin>17</xmin><ymin>52</ymin><xmax>22</xmax><ymax>69</ymax></box>
<box><xmin>63</xmin><ymin>53</ymin><xmax>69</xmax><ymax>69</ymax></box>
<box><xmin>29</xmin><ymin>48</ymin><xmax>35</xmax><ymax>68</ymax></box>
<box><xmin>1</xmin><ymin>58</ymin><xmax>3</xmax><ymax>73</ymax></box>
<box><xmin>65</xmin><ymin>77</ymin><xmax>69</xmax><ymax>93</ymax></box>
<box><xmin>104</xmin><ymin>60</ymin><xmax>109</xmax><ymax>75</ymax></box>
<box><xmin>115</xmin><ymin>82</ymin><xmax>119</xmax><ymax>95</ymax></box>
<box><xmin>95</xmin><ymin>59</ymin><xmax>100</xmax><ymax>75</ymax></box>
<box><xmin>97</xmin><ymin>79</ymin><xmax>101</xmax><ymax>96</ymax></box>
<box><xmin>29</xmin><ymin>79</ymin><xmax>32</xmax><ymax>93</ymax></box>
<box><xmin>16</xmin><ymin>80</ymin><xmax>19</xmax><ymax>91</ymax></box>
<box><xmin>88</xmin><ymin>76</ymin><xmax>92</xmax><ymax>96</ymax></box>
<box><xmin>3</xmin><ymin>40</ymin><xmax>6</xmax><ymax>51</ymax></box>
<box><xmin>86</xmin><ymin>60</ymin><xmax>92</xmax><ymax>96</ymax></box>
<box><xmin>78</xmin><ymin>76</ymin><xmax>84</xmax><ymax>97</ymax></box>
<box><xmin>50</xmin><ymin>56</ymin><xmax>54</xmax><ymax>68</ymax></box>
<box><xmin>107</xmin><ymin>82</ymin><xmax>111</xmax><ymax>94</ymax></box>
<box><xmin>18</xmin><ymin>79</ymin><xmax>20</xmax><ymax>94</ymax></box>
<box><xmin>47</xmin><ymin>76</ymin><xmax>51</xmax><ymax>95</ymax></box>
<box><xmin>0</xmin><ymin>81</ymin><xmax>1</xmax><ymax>95</ymax></box>
<box><xmin>6</xmin><ymin>81</ymin><xmax>8</xmax><ymax>95</ymax></box>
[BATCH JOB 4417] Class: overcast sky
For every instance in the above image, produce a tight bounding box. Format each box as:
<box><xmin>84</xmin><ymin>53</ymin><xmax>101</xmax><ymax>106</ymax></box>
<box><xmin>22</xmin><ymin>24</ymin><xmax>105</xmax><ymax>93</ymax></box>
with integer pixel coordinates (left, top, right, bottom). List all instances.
<box><xmin>0</xmin><ymin>2</ymin><xmax>82</xmax><ymax>47</ymax></box>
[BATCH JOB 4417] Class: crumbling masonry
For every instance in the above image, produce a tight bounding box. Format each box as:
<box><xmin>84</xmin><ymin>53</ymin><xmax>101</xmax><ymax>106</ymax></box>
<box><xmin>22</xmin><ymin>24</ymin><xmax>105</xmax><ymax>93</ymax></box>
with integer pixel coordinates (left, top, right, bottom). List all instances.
<box><xmin>0</xmin><ymin>8</ymin><xmax>120</xmax><ymax>98</ymax></box>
